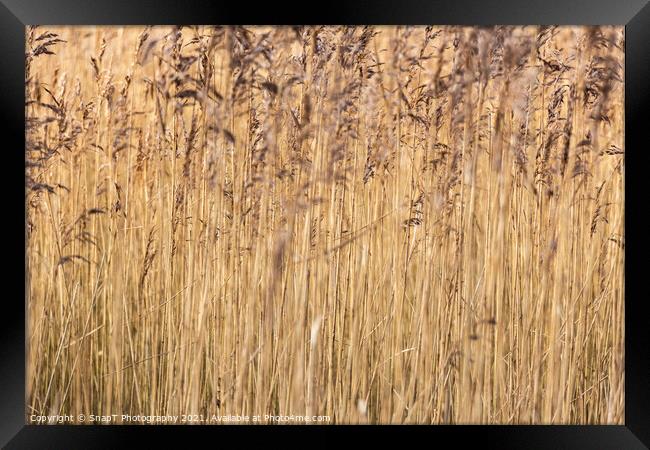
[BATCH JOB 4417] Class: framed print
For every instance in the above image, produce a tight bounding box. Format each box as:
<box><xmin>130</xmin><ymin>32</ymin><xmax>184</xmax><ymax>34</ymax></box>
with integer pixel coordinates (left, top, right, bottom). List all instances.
<box><xmin>1</xmin><ymin>0</ymin><xmax>648</xmax><ymax>448</ymax></box>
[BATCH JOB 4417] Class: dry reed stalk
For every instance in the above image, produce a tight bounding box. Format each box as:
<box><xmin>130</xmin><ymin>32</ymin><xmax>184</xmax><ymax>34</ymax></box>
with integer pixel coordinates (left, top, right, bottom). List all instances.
<box><xmin>26</xmin><ymin>25</ymin><xmax>624</xmax><ymax>424</ymax></box>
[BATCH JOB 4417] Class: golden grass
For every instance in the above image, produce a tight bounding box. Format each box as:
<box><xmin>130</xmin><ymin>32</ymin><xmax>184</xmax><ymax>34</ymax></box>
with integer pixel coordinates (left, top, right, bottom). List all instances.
<box><xmin>26</xmin><ymin>25</ymin><xmax>624</xmax><ymax>424</ymax></box>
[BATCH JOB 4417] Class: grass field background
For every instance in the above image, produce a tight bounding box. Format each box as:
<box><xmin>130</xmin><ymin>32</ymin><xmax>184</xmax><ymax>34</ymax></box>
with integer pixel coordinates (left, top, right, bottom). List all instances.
<box><xmin>26</xmin><ymin>25</ymin><xmax>624</xmax><ymax>424</ymax></box>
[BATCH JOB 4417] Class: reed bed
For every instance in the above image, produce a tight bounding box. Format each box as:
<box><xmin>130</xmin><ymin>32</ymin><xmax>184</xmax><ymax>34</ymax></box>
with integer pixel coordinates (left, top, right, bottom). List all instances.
<box><xmin>26</xmin><ymin>25</ymin><xmax>624</xmax><ymax>424</ymax></box>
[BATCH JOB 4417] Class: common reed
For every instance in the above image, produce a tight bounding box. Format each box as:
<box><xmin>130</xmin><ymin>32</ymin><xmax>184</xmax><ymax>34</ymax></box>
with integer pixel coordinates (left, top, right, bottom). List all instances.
<box><xmin>26</xmin><ymin>25</ymin><xmax>624</xmax><ymax>424</ymax></box>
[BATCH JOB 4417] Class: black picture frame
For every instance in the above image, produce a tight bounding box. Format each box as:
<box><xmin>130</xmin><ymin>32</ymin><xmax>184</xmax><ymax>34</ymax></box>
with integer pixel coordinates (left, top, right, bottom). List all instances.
<box><xmin>1</xmin><ymin>1</ymin><xmax>648</xmax><ymax>448</ymax></box>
